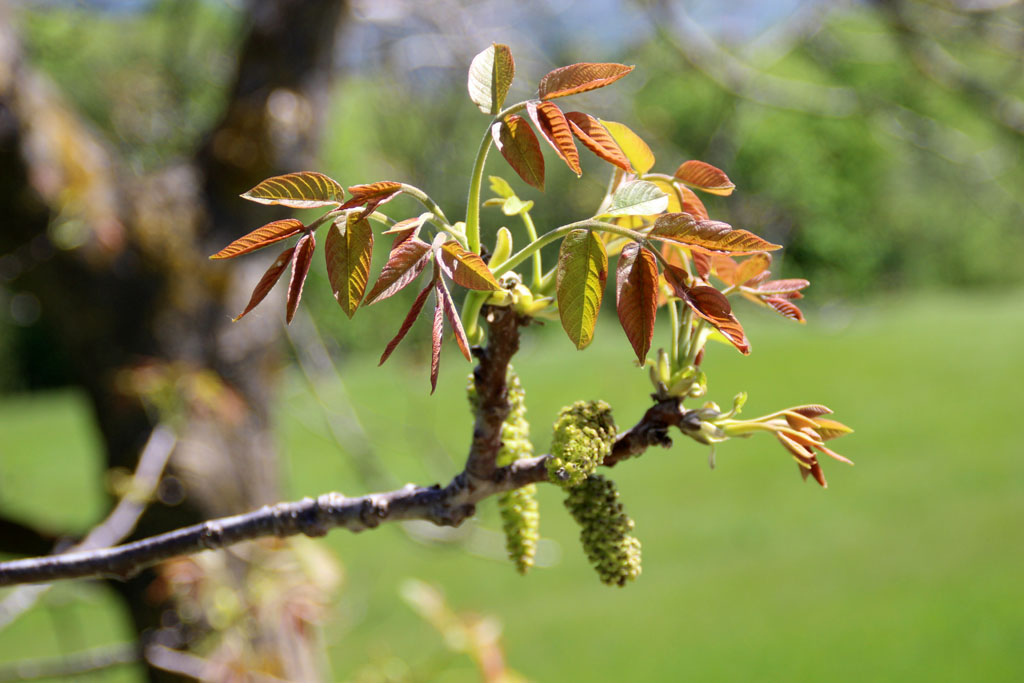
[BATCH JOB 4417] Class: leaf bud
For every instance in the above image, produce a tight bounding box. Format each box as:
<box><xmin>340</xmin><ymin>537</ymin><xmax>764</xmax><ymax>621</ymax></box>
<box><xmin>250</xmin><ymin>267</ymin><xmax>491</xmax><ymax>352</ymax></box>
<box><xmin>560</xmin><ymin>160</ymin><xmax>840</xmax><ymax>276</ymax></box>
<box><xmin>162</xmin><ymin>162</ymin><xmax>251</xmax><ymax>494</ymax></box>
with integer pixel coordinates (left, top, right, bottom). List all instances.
<box><xmin>488</xmin><ymin>227</ymin><xmax>514</xmax><ymax>267</ymax></box>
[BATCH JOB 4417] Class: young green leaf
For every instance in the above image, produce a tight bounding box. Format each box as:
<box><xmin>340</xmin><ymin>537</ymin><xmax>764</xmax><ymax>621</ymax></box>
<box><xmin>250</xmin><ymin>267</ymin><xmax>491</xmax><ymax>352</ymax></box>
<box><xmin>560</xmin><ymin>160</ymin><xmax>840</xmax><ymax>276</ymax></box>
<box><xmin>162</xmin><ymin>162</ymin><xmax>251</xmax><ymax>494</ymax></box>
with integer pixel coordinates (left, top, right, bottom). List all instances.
<box><xmin>436</xmin><ymin>278</ymin><xmax>471</xmax><ymax>362</ymax></box>
<box><xmin>468</xmin><ymin>43</ymin><xmax>515</xmax><ymax>115</ymax></box>
<box><xmin>438</xmin><ymin>241</ymin><xmax>502</xmax><ymax>291</ymax></box>
<box><xmin>286</xmin><ymin>232</ymin><xmax>316</xmax><ymax>324</ymax></box>
<box><xmin>557</xmin><ymin>229</ymin><xmax>608</xmax><ymax>350</ymax></box>
<box><xmin>615</xmin><ymin>242</ymin><xmax>658</xmax><ymax>363</ymax></box>
<box><xmin>538</xmin><ymin>62</ymin><xmax>634</xmax><ymax>100</ymax></box>
<box><xmin>564</xmin><ymin>112</ymin><xmax>632</xmax><ymax>173</ymax></box>
<box><xmin>651</xmin><ymin>214</ymin><xmax>781</xmax><ymax>254</ymax></box>
<box><xmin>526</xmin><ymin>100</ymin><xmax>581</xmax><ymax>176</ymax></box>
<box><xmin>340</xmin><ymin>181</ymin><xmax>403</xmax><ymax>217</ymax></box>
<box><xmin>210</xmin><ymin>219</ymin><xmax>305</xmax><ymax>260</ymax></box>
<box><xmin>493</xmin><ymin>116</ymin><xmax>545</xmax><ymax>190</ymax></box>
<box><xmin>605</xmin><ymin>180</ymin><xmax>669</xmax><ymax>217</ymax></box>
<box><xmin>489</xmin><ymin>175</ymin><xmax>516</xmax><ymax>200</ymax></box>
<box><xmin>501</xmin><ymin>196</ymin><xmax>534</xmax><ymax>216</ymax></box>
<box><xmin>241</xmin><ymin>172</ymin><xmax>344</xmax><ymax>209</ymax></box>
<box><xmin>674</xmin><ymin>160</ymin><xmax>735</xmax><ymax>196</ymax></box>
<box><xmin>325</xmin><ymin>214</ymin><xmax>374</xmax><ymax>318</ymax></box>
<box><xmin>364</xmin><ymin>236</ymin><xmax>431</xmax><ymax>305</ymax></box>
<box><xmin>233</xmin><ymin>246</ymin><xmax>294</xmax><ymax>322</ymax></box>
<box><xmin>379</xmin><ymin>280</ymin><xmax>434</xmax><ymax>366</ymax></box>
<box><xmin>598</xmin><ymin>120</ymin><xmax>655</xmax><ymax>175</ymax></box>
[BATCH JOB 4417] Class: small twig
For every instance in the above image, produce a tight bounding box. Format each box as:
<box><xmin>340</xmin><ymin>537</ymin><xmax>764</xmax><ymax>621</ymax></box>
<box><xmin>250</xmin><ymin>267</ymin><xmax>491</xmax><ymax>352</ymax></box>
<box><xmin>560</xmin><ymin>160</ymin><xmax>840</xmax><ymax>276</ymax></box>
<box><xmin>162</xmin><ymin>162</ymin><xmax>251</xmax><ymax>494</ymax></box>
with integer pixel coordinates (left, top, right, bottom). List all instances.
<box><xmin>145</xmin><ymin>644</ymin><xmax>292</xmax><ymax>683</ymax></box>
<box><xmin>0</xmin><ymin>643</ymin><xmax>138</xmax><ymax>682</ymax></box>
<box><xmin>0</xmin><ymin>425</ymin><xmax>176</xmax><ymax>628</ymax></box>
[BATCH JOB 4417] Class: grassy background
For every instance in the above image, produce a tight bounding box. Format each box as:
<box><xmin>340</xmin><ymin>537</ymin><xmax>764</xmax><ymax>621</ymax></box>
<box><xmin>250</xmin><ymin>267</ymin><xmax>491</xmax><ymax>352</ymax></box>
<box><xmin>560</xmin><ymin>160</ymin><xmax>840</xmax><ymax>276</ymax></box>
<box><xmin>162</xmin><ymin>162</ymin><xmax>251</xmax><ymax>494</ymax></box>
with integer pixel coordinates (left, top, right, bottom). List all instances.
<box><xmin>1</xmin><ymin>292</ymin><xmax>1022</xmax><ymax>681</ymax></box>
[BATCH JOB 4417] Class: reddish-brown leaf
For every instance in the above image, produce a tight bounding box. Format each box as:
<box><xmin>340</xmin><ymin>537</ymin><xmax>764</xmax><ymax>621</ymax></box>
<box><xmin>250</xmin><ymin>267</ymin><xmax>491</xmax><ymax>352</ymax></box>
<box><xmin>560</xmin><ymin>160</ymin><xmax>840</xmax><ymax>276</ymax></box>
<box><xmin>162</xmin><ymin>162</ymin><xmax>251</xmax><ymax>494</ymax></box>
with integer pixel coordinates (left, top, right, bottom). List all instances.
<box><xmin>692</xmin><ymin>251</ymin><xmax>713</xmax><ymax>280</ymax></box>
<box><xmin>286</xmin><ymin>232</ymin><xmax>316</xmax><ymax>324</ymax></box>
<box><xmin>438</xmin><ymin>241</ymin><xmax>502</xmax><ymax>291</ymax></box>
<box><xmin>789</xmin><ymin>405</ymin><xmax>834</xmax><ymax>418</ymax></box>
<box><xmin>526</xmin><ymin>101</ymin><xmax>581</xmax><ymax>176</ymax></box>
<box><xmin>241</xmin><ymin>172</ymin><xmax>344</xmax><ymax>208</ymax></box>
<box><xmin>664</xmin><ymin>270</ymin><xmax>750</xmax><ymax>355</ymax></box>
<box><xmin>710</xmin><ymin>254</ymin><xmax>737</xmax><ymax>284</ymax></box>
<box><xmin>674</xmin><ymin>160</ymin><xmax>735</xmax><ymax>196</ymax></box>
<box><xmin>677</xmin><ymin>185</ymin><xmax>709</xmax><ymax>220</ymax></box>
<box><xmin>763</xmin><ymin>296</ymin><xmax>806</xmax><ymax>323</ymax></box>
<box><xmin>210</xmin><ymin>219</ymin><xmax>304</xmax><ymax>260</ymax></box>
<box><xmin>564</xmin><ymin>111</ymin><xmax>632</xmax><ymax>172</ymax></box>
<box><xmin>340</xmin><ymin>181</ymin><xmax>403</xmax><ymax>217</ymax></box>
<box><xmin>430</xmin><ymin>288</ymin><xmax>445</xmax><ymax>394</ymax></box>
<box><xmin>233</xmin><ymin>246</ymin><xmax>294</xmax><ymax>321</ymax></box>
<box><xmin>379</xmin><ymin>280</ymin><xmax>433</xmax><ymax>366</ymax></box>
<box><xmin>364</xmin><ymin>237</ymin><xmax>432</xmax><ymax>305</ymax></box>
<box><xmin>755</xmin><ymin>279</ymin><xmax>810</xmax><ymax>295</ymax></box>
<box><xmin>615</xmin><ymin>242</ymin><xmax>659</xmax><ymax>363</ymax></box>
<box><xmin>325</xmin><ymin>215</ymin><xmax>374</xmax><ymax>318</ymax></box>
<box><xmin>492</xmin><ymin>116</ymin><xmax>545</xmax><ymax>190</ymax></box>
<box><xmin>734</xmin><ymin>253</ymin><xmax>772</xmax><ymax>286</ymax></box>
<box><xmin>436</xmin><ymin>278</ymin><xmax>471</xmax><ymax>362</ymax></box>
<box><xmin>538</xmin><ymin>62</ymin><xmax>634</xmax><ymax>100</ymax></box>
<box><xmin>651</xmin><ymin>213</ymin><xmax>782</xmax><ymax>254</ymax></box>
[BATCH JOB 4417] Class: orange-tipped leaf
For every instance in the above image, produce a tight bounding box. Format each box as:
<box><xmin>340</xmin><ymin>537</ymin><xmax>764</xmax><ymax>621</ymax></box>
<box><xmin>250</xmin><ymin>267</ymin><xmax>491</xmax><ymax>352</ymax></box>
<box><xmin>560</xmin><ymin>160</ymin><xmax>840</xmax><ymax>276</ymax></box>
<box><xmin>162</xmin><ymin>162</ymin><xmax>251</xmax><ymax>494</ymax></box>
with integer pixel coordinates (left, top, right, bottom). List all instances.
<box><xmin>210</xmin><ymin>219</ymin><xmax>304</xmax><ymax>259</ymax></box>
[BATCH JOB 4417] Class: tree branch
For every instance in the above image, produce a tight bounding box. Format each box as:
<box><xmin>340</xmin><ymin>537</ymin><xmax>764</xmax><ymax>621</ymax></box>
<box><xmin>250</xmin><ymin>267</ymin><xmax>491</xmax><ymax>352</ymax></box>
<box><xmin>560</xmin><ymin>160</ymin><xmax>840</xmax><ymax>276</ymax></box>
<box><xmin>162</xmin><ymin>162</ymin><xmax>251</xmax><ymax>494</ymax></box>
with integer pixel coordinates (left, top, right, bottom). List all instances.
<box><xmin>0</xmin><ymin>396</ymin><xmax>689</xmax><ymax>588</ymax></box>
<box><xmin>465</xmin><ymin>306</ymin><xmax>526</xmax><ymax>480</ymax></box>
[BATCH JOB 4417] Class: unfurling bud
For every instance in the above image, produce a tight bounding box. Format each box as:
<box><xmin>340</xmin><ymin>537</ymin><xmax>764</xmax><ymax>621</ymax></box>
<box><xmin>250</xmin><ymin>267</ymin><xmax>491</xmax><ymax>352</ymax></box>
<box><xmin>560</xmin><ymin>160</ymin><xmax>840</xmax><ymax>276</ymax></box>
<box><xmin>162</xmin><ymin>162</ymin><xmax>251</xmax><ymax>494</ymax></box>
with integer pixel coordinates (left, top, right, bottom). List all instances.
<box><xmin>546</xmin><ymin>401</ymin><xmax>617</xmax><ymax>488</ymax></box>
<box><xmin>488</xmin><ymin>227</ymin><xmax>514</xmax><ymax>267</ymax></box>
<box><xmin>564</xmin><ymin>474</ymin><xmax>642</xmax><ymax>586</ymax></box>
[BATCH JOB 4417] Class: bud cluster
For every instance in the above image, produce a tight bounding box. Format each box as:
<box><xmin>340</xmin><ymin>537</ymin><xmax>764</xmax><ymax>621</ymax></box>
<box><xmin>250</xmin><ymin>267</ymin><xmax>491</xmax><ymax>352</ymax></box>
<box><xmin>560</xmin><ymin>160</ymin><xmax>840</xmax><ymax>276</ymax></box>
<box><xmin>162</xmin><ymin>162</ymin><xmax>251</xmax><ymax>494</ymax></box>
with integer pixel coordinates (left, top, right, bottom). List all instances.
<box><xmin>546</xmin><ymin>401</ymin><xmax>617</xmax><ymax>488</ymax></box>
<box><xmin>564</xmin><ymin>474</ymin><xmax>642</xmax><ymax>586</ymax></box>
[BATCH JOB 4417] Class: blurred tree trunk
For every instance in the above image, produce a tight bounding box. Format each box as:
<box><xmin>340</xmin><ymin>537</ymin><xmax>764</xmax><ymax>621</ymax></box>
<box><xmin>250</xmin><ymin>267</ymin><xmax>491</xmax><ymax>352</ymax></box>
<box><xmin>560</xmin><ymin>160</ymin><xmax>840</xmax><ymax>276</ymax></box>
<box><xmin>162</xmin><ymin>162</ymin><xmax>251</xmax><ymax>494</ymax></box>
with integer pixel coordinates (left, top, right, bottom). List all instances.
<box><xmin>0</xmin><ymin>0</ymin><xmax>347</xmax><ymax>679</ymax></box>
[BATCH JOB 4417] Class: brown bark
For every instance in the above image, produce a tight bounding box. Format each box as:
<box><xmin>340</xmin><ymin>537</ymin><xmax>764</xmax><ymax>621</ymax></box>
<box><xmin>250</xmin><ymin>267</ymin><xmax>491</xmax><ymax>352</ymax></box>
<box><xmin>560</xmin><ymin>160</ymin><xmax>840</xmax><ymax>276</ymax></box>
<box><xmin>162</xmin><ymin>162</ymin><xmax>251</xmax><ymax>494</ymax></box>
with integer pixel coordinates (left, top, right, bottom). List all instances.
<box><xmin>1</xmin><ymin>1</ymin><xmax>347</xmax><ymax>680</ymax></box>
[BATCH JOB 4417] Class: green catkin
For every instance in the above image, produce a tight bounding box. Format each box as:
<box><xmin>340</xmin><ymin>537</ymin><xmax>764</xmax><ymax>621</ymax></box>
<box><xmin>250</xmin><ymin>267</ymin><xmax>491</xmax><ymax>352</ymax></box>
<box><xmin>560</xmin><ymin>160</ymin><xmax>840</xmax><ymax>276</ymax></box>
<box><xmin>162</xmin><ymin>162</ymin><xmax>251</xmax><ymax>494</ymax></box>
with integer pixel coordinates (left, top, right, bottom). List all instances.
<box><xmin>564</xmin><ymin>474</ymin><xmax>642</xmax><ymax>586</ymax></box>
<box><xmin>546</xmin><ymin>401</ymin><xmax>617</xmax><ymax>488</ymax></box>
<box><xmin>467</xmin><ymin>367</ymin><xmax>539</xmax><ymax>573</ymax></box>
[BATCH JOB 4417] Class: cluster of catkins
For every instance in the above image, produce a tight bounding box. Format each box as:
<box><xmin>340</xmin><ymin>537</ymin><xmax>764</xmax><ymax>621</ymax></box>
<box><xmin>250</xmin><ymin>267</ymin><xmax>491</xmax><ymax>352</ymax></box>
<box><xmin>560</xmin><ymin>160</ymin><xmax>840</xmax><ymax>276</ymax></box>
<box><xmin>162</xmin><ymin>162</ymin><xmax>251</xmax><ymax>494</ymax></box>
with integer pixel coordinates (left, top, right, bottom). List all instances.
<box><xmin>468</xmin><ymin>380</ymin><xmax>642</xmax><ymax>585</ymax></box>
<box><xmin>468</xmin><ymin>367</ymin><xmax>539</xmax><ymax>573</ymax></box>
<box><xmin>549</xmin><ymin>401</ymin><xmax>642</xmax><ymax>586</ymax></box>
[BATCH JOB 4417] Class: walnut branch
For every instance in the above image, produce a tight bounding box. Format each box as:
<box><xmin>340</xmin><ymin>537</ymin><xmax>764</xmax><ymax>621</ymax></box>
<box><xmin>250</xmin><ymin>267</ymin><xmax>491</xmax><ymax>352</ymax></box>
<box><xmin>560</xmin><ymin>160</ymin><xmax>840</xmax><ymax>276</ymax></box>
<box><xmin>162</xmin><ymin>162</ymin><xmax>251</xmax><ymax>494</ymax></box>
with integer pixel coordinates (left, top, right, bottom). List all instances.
<box><xmin>0</xmin><ymin>395</ymin><xmax>688</xmax><ymax>588</ymax></box>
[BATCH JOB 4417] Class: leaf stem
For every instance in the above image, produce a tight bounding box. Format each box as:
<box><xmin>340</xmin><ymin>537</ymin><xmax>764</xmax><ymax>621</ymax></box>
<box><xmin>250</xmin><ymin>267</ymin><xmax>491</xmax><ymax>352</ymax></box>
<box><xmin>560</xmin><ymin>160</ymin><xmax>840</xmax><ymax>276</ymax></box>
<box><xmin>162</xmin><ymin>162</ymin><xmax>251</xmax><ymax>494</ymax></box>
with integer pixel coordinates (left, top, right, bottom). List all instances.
<box><xmin>465</xmin><ymin>129</ymin><xmax>493</xmax><ymax>254</ymax></box>
<box><xmin>466</xmin><ymin>102</ymin><xmax>528</xmax><ymax>254</ymax></box>
<box><xmin>668</xmin><ymin>300</ymin><xmax>680</xmax><ymax>369</ymax></box>
<box><xmin>399</xmin><ymin>184</ymin><xmax>466</xmax><ymax>246</ymax></box>
<box><xmin>519</xmin><ymin>210</ymin><xmax>543</xmax><ymax>290</ymax></box>
<box><xmin>492</xmin><ymin>219</ymin><xmax>646</xmax><ymax>277</ymax></box>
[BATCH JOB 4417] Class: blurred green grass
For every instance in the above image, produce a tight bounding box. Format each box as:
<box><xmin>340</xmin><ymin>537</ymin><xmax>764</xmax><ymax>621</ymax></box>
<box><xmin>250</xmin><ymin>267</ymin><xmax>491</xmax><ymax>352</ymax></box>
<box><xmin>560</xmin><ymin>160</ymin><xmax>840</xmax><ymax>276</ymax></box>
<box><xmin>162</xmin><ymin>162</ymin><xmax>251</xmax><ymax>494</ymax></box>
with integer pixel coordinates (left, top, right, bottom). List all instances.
<box><xmin>2</xmin><ymin>291</ymin><xmax>1022</xmax><ymax>681</ymax></box>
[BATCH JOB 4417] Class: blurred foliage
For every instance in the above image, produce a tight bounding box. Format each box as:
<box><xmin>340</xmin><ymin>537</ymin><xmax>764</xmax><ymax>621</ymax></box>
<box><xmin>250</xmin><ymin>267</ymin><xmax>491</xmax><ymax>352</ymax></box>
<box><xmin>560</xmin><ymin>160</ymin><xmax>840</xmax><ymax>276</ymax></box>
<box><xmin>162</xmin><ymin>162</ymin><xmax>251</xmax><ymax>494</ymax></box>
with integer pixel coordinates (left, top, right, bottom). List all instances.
<box><xmin>18</xmin><ymin>0</ymin><xmax>240</xmax><ymax>167</ymax></box>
